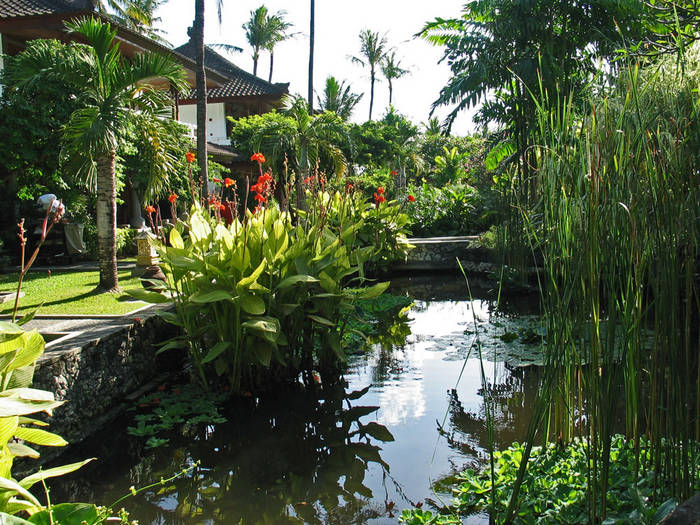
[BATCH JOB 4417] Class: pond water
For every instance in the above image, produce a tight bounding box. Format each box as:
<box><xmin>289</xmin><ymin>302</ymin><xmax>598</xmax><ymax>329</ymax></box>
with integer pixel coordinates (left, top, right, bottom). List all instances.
<box><xmin>48</xmin><ymin>275</ymin><xmax>542</xmax><ymax>524</ymax></box>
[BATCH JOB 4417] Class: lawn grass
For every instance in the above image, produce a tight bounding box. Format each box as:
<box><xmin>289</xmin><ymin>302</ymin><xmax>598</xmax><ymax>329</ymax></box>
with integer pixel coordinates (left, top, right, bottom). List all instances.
<box><xmin>0</xmin><ymin>270</ymin><xmax>147</xmax><ymax>316</ymax></box>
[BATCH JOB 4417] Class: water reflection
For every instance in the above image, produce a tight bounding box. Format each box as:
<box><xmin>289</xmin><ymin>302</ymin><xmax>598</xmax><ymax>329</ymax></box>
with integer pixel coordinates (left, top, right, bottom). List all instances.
<box><xmin>48</xmin><ymin>274</ymin><xmax>543</xmax><ymax>524</ymax></box>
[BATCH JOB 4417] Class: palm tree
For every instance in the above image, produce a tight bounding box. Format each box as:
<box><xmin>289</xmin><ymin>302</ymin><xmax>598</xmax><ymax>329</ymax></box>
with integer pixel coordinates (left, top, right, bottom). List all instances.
<box><xmin>97</xmin><ymin>0</ymin><xmax>168</xmax><ymax>43</ymax></box>
<box><xmin>381</xmin><ymin>51</ymin><xmax>409</xmax><ymax>105</ymax></box>
<box><xmin>251</xmin><ymin>95</ymin><xmax>348</xmax><ymax>210</ymax></box>
<box><xmin>265</xmin><ymin>11</ymin><xmax>293</xmax><ymax>82</ymax></box>
<box><xmin>308</xmin><ymin>0</ymin><xmax>315</xmax><ymax>112</ymax></box>
<box><xmin>316</xmin><ymin>76</ymin><xmax>363</xmax><ymax>120</ymax></box>
<box><xmin>192</xmin><ymin>0</ymin><xmax>223</xmax><ymax>199</ymax></box>
<box><xmin>350</xmin><ymin>30</ymin><xmax>389</xmax><ymax>121</ymax></box>
<box><xmin>11</xmin><ymin>18</ymin><xmax>187</xmax><ymax>291</ymax></box>
<box><xmin>243</xmin><ymin>6</ymin><xmax>268</xmax><ymax>77</ymax></box>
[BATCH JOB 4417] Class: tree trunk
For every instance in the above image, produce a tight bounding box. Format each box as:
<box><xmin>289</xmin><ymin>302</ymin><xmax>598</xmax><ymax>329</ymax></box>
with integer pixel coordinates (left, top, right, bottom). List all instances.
<box><xmin>369</xmin><ymin>71</ymin><xmax>375</xmax><ymax>120</ymax></box>
<box><xmin>388</xmin><ymin>79</ymin><xmax>393</xmax><ymax>105</ymax></box>
<box><xmin>194</xmin><ymin>0</ymin><xmax>208</xmax><ymax>200</ymax></box>
<box><xmin>307</xmin><ymin>0</ymin><xmax>315</xmax><ymax>113</ymax></box>
<box><xmin>96</xmin><ymin>150</ymin><xmax>119</xmax><ymax>292</ymax></box>
<box><xmin>253</xmin><ymin>54</ymin><xmax>258</xmax><ymax>76</ymax></box>
<box><xmin>268</xmin><ymin>52</ymin><xmax>274</xmax><ymax>82</ymax></box>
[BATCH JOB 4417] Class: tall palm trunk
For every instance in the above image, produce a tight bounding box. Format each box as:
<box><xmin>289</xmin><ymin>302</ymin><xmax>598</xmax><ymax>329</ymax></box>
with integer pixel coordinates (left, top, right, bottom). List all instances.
<box><xmin>96</xmin><ymin>150</ymin><xmax>119</xmax><ymax>291</ymax></box>
<box><xmin>388</xmin><ymin>79</ymin><xmax>393</xmax><ymax>105</ymax></box>
<box><xmin>194</xmin><ymin>0</ymin><xmax>208</xmax><ymax>199</ymax></box>
<box><xmin>268</xmin><ymin>52</ymin><xmax>274</xmax><ymax>82</ymax></box>
<box><xmin>307</xmin><ymin>0</ymin><xmax>315</xmax><ymax>112</ymax></box>
<box><xmin>253</xmin><ymin>52</ymin><xmax>259</xmax><ymax>76</ymax></box>
<box><xmin>369</xmin><ymin>69</ymin><xmax>375</xmax><ymax>120</ymax></box>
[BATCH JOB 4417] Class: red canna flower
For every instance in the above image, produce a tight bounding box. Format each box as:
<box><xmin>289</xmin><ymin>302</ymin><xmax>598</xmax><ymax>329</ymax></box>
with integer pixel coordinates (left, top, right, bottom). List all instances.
<box><xmin>250</xmin><ymin>152</ymin><xmax>266</xmax><ymax>163</ymax></box>
<box><xmin>145</xmin><ymin>205</ymin><xmax>156</xmax><ymax>213</ymax></box>
<box><xmin>374</xmin><ymin>193</ymin><xmax>386</xmax><ymax>204</ymax></box>
<box><xmin>377</xmin><ymin>187</ymin><xmax>385</xmax><ymax>194</ymax></box>
<box><xmin>224</xmin><ymin>177</ymin><xmax>235</xmax><ymax>188</ymax></box>
<box><xmin>186</xmin><ymin>152</ymin><xmax>196</xmax><ymax>163</ymax></box>
<box><xmin>212</xmin><ymin>177</ymin><xmax>222</xmax><ymax>184</ymax></box>
<box><xmin>390</xmin><ymin>170</ymin><xmax>398</xmax><ymax>176</ymax></box>
<box><xmin>346</xmin><ymin>183</ymin><xmax>353</xmax><ymax>191</ymax></box>
<box><xmin>219</xmin><ymin>203</ymin><xmax>227</xmax><ymax>212</ymax></box>
<box><xmin>254</xmin><ymin>193</ymin><xmax>267</xmax><ymax>203</ymax></box>
<box><xmin>408</xmin><ymin>194</ymin><xmax>416</xmax><ymax>202</ymax></box>
<box><xmin>208</xmin><ymin>195</ymin><xmax>218</xmax><ymax>205</ymax></box>
<box><xmin>168</xmin><ymin>193</ymin><xmax>178</xmax><ymax>203</ymax></box>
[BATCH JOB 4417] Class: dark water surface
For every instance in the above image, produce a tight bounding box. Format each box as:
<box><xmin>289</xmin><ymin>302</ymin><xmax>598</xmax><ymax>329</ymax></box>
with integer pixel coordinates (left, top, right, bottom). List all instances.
<box><xmin>49</xmin><ymin>275</ymin><xmax>541</xmax><ymax>524</ymax></box>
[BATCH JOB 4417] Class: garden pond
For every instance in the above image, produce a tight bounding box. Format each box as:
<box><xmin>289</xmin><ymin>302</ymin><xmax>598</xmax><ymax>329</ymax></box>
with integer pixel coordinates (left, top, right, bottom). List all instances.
<box><xmin>47</xmin><ymin>275</ymin><xmax>544</xmax><ymax>524</ymax></box>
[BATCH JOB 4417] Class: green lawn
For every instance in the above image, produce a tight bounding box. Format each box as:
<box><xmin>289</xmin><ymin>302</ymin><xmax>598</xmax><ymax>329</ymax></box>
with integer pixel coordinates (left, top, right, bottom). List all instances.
<box><xmin>0</xmin><ymin>270</ymin><xmax>147</xmax><ymax>316</ymax></box>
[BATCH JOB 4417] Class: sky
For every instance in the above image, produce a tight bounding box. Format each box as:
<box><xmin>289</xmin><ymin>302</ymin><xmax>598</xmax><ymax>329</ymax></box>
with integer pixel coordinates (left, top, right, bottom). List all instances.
<box><xmin>153</xmin><ymin>0</ymin><xmax>478</xmax><ymax>135</ymax></box>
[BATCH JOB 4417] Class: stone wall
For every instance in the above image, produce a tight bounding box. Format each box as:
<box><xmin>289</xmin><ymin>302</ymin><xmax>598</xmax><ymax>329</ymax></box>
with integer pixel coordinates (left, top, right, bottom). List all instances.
<box><xmin>397</xmin><ymin>236</ymin><xmax>498</xmax><ymax>273</ymax></box>
<box><xmin>31</xmin><ymin>308</ymin><xmax>182</xmax><ymax>445</ymax></box>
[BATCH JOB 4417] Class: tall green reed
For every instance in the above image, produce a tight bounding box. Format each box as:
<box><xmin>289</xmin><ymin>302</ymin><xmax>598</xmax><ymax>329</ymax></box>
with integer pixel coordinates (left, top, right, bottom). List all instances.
<box><xmin>506</xmin><ymin>51</ymin><xmax>700</xmax><ymax>522</ymax></box>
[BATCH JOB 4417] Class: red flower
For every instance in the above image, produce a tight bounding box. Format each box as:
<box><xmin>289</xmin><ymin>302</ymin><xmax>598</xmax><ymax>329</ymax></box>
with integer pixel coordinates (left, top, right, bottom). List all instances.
<box><xmin>208</xmin><ymin>195</ymin><xmax>218</xmax><ymax>205</ymax></box>
<box><xmin>377</xmin><ymin>187</ymin><xmax>385</xmax><ymax>194</ymax></box>
<box><xmin>250</xmin><ymin>183</ymin><xmax>261</xmax><ymax>193</ymax></box>
<box><xmin>186</xmin><ymin>152</ymin><xmax>196</xmax><ymax>163</ymax></box>
<box><xmin>224</xmin><ymin>177</ymin><xmax>235</xmax><ymax>188</ymax></box>
<box><xmin>390</xmin><ymin>170</ymin><xmax>398</xmax><ymax>176</ymax></box>
<box><xmin>168</xmin><ymin>193</ymin><xmax>178</xmax><ymax>203</ymax></box>
<box><xmin>408</xmin><ymin>194</ymin><xmax>416</xmax><ymax>202</ymax></box>
<box><xmin>374</xmin><ymin>193</ymin><xmax>386</xmax><ymax>204</ymax></box>
<box><xmin>259</xmin><ymin>172</ymin><xmax>273</xmax><ymax>184</ymax></box>
<box><xmin>346</xmin><ymin>183</ymin><xmax>353</xmax><ymax>191</ymax></box>
<box><xmin>254</xmin><ymin>193</ymin><xmax>267</xmax><ymax>203</ymax></box>
<box><xmin>212</xmin><ymin>177</ymin><xmax>222</xmax><ymax>184</ymax></box>
<box><xmin>250</xmin><ymin>152</ymin><xmax>266</xmax><ymax>163</ymax></box>
<box><xmin>145</xmin><ymin>205</ymin><xmax>156</xmax><ymax>213</ymax></box>
<box><xmin>219</xmin><ymin>203</ymin><xmax>227</xmax><ymax>212</ymax></box>
<box><xmin>303</xmin><ymin>177</ymin><xmax>311</xmax><ymax>185</ymax></box>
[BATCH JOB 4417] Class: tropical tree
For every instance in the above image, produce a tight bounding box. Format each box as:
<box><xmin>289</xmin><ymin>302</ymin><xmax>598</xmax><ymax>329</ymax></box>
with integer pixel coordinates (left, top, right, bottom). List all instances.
<box><xmin>251</xmin><ymin>95</ymin><xmax>349</xmax><ymax>210</ymax></box>
<box><xmin>351</xmin><ymin>29</ymin><xmax>389</xmax><ymax>120</ymax></box>
<box><xmin>192</xmin><ymin>0</ymin><xmax>223</xmax><ymax>199</ymax></box>
<box><xmin>243</xmin><ymin>5</ymin><xmax>290</xmax><ymax>78</ymax></box>
<box><xmin>265</xmin><ymin>10</ymin><xmax>294</xmax><ymax>82</ymax></box>
<box><xmin>97</xmin><ymin>0</ymin><xmax>167</xmax><ymax>43</ymax></box>
<box><xmin>10</xmin><ymin>18</ymin><xmax>187</xmax><ymax>291</ymax></box>
<box><xmin>381</xmin><ymin>51</ymin><xmax>409</xmax><ymax>105</ymax></box>
<box><xmin>316</xmin><ymin>76</ymin><xmax>363</xmax><ymax>120</ymax></box>
<box><xmin>308</xmin><ymin>0</ymin><xmax>315</xmax><ymax>112</ymax></box>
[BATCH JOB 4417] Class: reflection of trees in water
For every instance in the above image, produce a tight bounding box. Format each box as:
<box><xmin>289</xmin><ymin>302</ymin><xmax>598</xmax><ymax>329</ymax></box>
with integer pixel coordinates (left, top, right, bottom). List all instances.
<box><xmin>440</xmin><ymin>366</ymin><xmax>542</xmax><ymax>459</ymax></box>
<box><xmin>49</xmin><ymin>383</ymin><xmax>398</xmax><ymax>525</ymax></box>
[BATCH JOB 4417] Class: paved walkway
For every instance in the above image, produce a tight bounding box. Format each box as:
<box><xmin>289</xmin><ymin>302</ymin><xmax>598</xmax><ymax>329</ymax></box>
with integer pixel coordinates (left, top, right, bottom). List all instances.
<box><xmin>2</xmin><ymin>260</ymin><xmax>136</xmax><ymax>274</ymax></box>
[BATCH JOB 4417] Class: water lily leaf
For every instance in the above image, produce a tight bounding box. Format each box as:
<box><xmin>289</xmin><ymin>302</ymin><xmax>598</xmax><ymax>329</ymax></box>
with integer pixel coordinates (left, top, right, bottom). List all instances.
<box><xmin>201</xmin><ymin>342</ymin><xmax>230</xmax><ymax>364</ymax></box>
<box><xmin>360</xmin><ymin>422</ymin><xmax>395</xmax><ymax>442</ymax></box>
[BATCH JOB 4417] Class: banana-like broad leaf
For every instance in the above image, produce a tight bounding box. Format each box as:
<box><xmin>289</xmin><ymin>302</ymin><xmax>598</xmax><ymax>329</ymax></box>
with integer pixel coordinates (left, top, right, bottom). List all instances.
<box><xmin>0</xmin><ymin>418</ymin><xmax>18</xmax><ymax>448</ymax></box>
<box><xmin>0</xmin><ymin>511</ymin><xmax>33</xmax><ymax>524</ymax></box>
<box><xmin>6</xmin><ymin>443</ymin><xmax>39</xmax><ymax>459</ymax></box>
<box><xmin>189</xmin><ymin>290</ymin><xmax>232</xmax><ymax>304</ymax></box>
<box><xmin>18</xmin><ymin>458</ymin><xmax>95</xmax><ymax>490</ymax></box>
<box><xmin>0</xmin><ymin>477</ymin><xmax>42</xmax><ymax>508</ymax></box>
<box><xmin>169</xmin><ymin>228</ymin><xmax>184</xmax><ymax>249</ymax></box>
<box><xmin>0</xmin><ymin>324</ymin><xmax>23</xmax><ymax>336</ymax></box>
<box><xmin>0</xmin><ymin>399</ymin><xmax>62</xmax><ymax>418</ymax></box>
<box><xmin>357</xmin><ymin>282</ymin><xmax>390</xmax><ymax>300</ymax></box>
<box><xmin>201</xmin><ymin>342</ymin><xmax>230</xmax><ymax>364</ymax></box>
<box><xmin>26</xmin><ymin>502</ymin><xmax>99</xmax><ymax>525</ymax></box>
<box><xmin>238</xmin><ymin>293</ymin><xmax>265</xmax><ymax>315</ymax></box>
<box><xmin>252</xmin><ymin>340</ymin><xmax>274</xmax><ymax>367</ymax></box>
<box><xmin>237</xmin><ymin>260</ymin><xmax>266</xmax><ymax>289</ymax></box>
<box><xmin>125</xmin><ymin>289</ymin><xmax>170</xmax><ymax>304</ymax></box>
<box><xmin>14</xmin><ymin>427</ymin><xmax>67</xmax><ymax>447</ymax></box>
<box><xmin>276</xmin><ymin>275</ymin><xmax>319</xmax><ymax>290</ymax></box>
<box><xmin>17</xmin><ymin>418</ymin><xmax>48</xmax><ymax>428</ymax></box>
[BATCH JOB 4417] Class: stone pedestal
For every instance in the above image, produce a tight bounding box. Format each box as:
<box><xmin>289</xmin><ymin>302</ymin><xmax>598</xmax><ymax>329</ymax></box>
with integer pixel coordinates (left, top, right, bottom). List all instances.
<box><xmin>135</xmin><ymin>230</ymin><xmax>158</xmax><ymax>270</ymax></box>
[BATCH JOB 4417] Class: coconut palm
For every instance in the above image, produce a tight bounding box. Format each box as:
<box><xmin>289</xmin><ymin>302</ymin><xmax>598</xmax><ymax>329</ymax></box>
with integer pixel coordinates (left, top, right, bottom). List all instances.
<box><xmin>265</xmin><ymin>11</ymin><xmax>293</xmax><ymax>82</ymax></box>
<box><xmin>251</xmin><ymin>95</ymin><xmax>349</xmax><ymax>210</ymax></box>
<box><xmin>350</xmin><ymin>30</ymin><xmax>389</xmax><ymax>120</ymax></box>
<box><xmin>316</xmin><ymin>76</ymin><xmax>363</xmax><ymax>121</ymax></box>
<box><xmin>381</xmin><ymin>51</ymin><xmax>409</xmax><ymax>105</ymax></box>
<box><xmin>11</xmin><ymin>17</ymin><xmax>187</xmax><ymax>291</ymax></box>
<box><xmin>192</xmin><ymin>0</ymin><xmax>223</xmax><ymax>198</ymax></box>
<box><xmin>97</xmin><ymin>0</ymin><xmax>168</xmax><ymax>43</ymax></box>
<box><xmin>308</xmin><ymin>0</ymin><xmax>315</xmax><ymax>112</ymax></box>
<box><xmin>243</xmin><ymin>6</ymin><xmax>274</xmax><ymax>77</ymax></box>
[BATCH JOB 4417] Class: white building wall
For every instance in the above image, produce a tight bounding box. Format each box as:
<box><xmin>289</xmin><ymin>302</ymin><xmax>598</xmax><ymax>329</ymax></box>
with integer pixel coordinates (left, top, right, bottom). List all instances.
<box><xmin>178</xmin><ymin>102</ymin><xmax>228</xmax><ymax>146</ymax></box>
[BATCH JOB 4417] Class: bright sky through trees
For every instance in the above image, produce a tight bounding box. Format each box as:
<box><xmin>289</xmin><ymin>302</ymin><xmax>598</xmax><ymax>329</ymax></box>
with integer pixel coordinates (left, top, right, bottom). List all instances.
<box><xmin>154</xmin><ymin>0</ymin><xmax>478</xmax><ymax>135</ymax></box>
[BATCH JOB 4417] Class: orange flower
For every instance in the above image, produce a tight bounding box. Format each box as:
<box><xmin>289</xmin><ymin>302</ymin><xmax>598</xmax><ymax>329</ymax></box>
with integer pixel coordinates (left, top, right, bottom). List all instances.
<box><xmin>408</xmin><ymin>194</ymin><xmax>416</xmax><ymax>202</ymax></box>
<box><xmin>212</xmin><ymin>177</ymin><xmax>222</xmax><ymax>184</ymax></box>
<box><xmin>250</xmin><ymin>152</ymin><xmax>266</xmax><ymax>163</ymax></box>
<box><xmin>390</xmin><ymin>170</ymin><xmax>398</xmax><ymax>176</ymax></box>
<box><xmin>377</xmin><ymin>187</ymin><xmax>385</xmax><ymax>194</ymax></box>
<box><xmin>219</xmin><ymin>203</ymin><xmax>227</xmax><ymax>212</ymax></box>
<box><xmin>374</xmin><ymin>193</ymin><xmax>386</xmax><ymax>204</ymax></box>
<box><xmin>254</xmin><ymin>193</ymin><xmax>267</xmax><ymax>203</ymax></box>
<box><xmin>186</xmin><ymin>152</ymin><xmax>196</xmax><ymax>163</ymax></box>
<box><xmin>168</xmin><ymin>193</ymin><xmax>178</xmax><ymax>203</ymax></box>
<box><xmin>224</xmin><ymin>177</ymin><xmax>235</xmax><ymax>188</ymax></box>
<box><xmin>145</xmin><ymin>205</ymin><xmax>156</xmax><ymax>213</ymax></box>
<box><xmin>346</xmin><ymin>183</ymin><xmax>353</xmax><ymax>191</ymax></box>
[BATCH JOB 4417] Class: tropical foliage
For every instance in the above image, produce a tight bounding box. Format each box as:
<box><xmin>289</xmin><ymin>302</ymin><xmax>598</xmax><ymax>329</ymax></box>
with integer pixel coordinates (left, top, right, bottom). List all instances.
<box><xmin>316</xmin><ymin>76</ymin><xmax>363</xmax><ymax>121</ymax></box>
<box><xmin>351</xmin><ymin>30</ymin><xmax>389</xmax><ymax>120</ymax></box>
